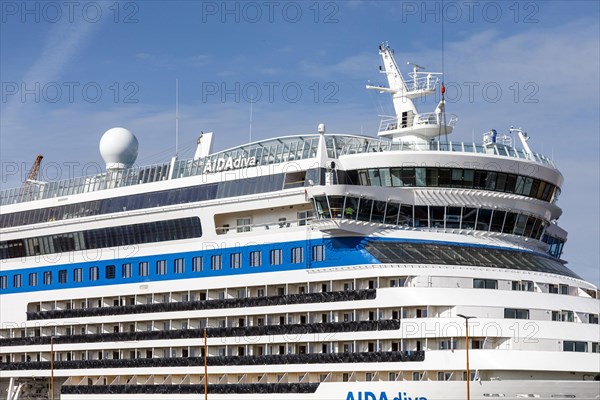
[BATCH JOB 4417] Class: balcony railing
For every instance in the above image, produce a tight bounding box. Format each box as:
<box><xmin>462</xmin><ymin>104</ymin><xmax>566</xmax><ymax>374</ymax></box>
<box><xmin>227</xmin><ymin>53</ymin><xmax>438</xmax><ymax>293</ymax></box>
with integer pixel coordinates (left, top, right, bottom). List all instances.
<box><xmin>26</xmin><ymin>289</ymin><xmax>376</xmax><ymax>321</ymax></box>
<box><xmin>1</xmin><ymin>320</ymin><xmax>399</xmax><ymax>348</ymax></box>
<box><xmin>61</xmin><ymin>383</ymin><xmax>321</xmax><ymax>395</ymax></box>
<box><xmin>1</xmin><ymin>350</ymin><xmax>425</xmax><ymax>371</ymax></box>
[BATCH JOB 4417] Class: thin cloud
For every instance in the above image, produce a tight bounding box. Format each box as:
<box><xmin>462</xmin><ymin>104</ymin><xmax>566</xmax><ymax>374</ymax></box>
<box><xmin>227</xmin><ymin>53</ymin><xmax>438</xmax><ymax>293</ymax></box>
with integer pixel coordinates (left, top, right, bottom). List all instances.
<box><xmin>2</xmin><ymin>17</ymin><xmax>101</xmax><ymax>129</ymax></box>
<box><xmin>133</xmin><ymin>53</ymin><xmax>211</xmax><ymax>68</ymax></box>
<box><xmin>300</xmin><ymin>53</ymin><xmax>374</xmax><ymax>78</ymax></box>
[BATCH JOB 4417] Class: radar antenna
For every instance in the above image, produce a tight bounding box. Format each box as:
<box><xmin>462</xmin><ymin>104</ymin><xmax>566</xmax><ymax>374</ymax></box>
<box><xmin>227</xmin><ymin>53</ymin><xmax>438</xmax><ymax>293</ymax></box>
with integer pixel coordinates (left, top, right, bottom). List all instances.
<box><xmin>407</xmin><ymin>62</ymin><xmax>425</xmax><ymax>91</ymax></box>
<box><xmin>175</xmin><ymin>78</ymin><xmax>179</xmax><ymax>157</ymax></box>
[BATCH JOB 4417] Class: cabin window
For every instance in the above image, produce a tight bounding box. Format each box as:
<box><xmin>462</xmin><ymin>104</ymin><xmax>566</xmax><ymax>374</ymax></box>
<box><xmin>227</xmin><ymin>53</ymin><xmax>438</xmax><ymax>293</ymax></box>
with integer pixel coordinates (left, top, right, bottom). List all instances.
<box><xmin>250</xmin><ymin>251</ymin><xmax>262</xmax><ymax>267</ymax></box>
<box><xmin>504</xmin><ymin>308</ymin><xmax>529</xmax><ymax>319</ymax></box>
<box><xmin>88</xmin><ymin>267</ymin><xmax>98</xmax><ymax>281</ymax></box>
<box><xmin>561</xmin><ymin>310</ymin><xmax>574</xmax><ymax>322</ymax></box>
<box><xmin>28</xmin><ymin>273</ymin><xmax>38</xmax><ymax>287</ymax></box>
<box><xmin>211</xmin><ymin>255</ymin><xmax>222</xmax><ymax>271</ymax></box>
<box><xmin>473</xmin><ymin>279</ymin><xmax>498</xmax><ymax>289</ymax></box>
<box><xmin>138</xmin><ymin>262</ymin><xmax>149</xmax><ymax>277</ymax></box>
<box><xmin>236</xmin><ymin>217</ymin><xmax>251</xmax><ymax>233</ymax></box>
<box><xmin>58</xmin><ymin>270</ymin><xmax>67</xmax><ymax>284</ymax></box>
<box><xmin>156</xmin><ymin>260</ymin><xmax>167</xmax><ymax>275</ymax></box>
<box><xmin>559</xmin><ymin>284</ymin><xmax>569</xmax><ymax>295</ymax></box>
<box><xmin>563</xmin><ymin>341</ymin><xmax>587</xmax><ymax>352</ymax></box>
<box><xmin>174</xmin><ymin>258</ymin><xmax>185</xmax><ymax>274</ymax></box>
<box><xmin>312</xmin><ymin>245</ymin><xmax>325</xmax><ymax>262</ymax></box>
<box><xmin>270</xmin><ymin>249</ymin><xmax>282</xmax><ymax>265</ymax></box>
<box><xmin>291</xmin><ymin>247</ymin><xmax>303</xmax><ymax>264</ymax></box>
<box><xmin>512</xmin><ymin>280</ymin><xmax>534</xmax><ymax>291</ymax></box>
<box><xmin>297</xmin><ymin>210</ymin><xmax>314</xmax><ymax>226</ymax></box>
<box><xmin>105</xmin><ymin>265</ymin><xmax>116</xmax><ymax>279</ymax></box>
<box><xmin>122</xmin><ymin>263</ymin><xmax>132</xmax><ymax>278</ymax></box>
<box><xmin>192</xmin><ymin>256</ymin><xmax>203</xmax><ymax>272</ymax></box>
<box><xmin>230</xmin><ymin>253</ymin><xmax>242</xmax><ymax>269</ymax></box>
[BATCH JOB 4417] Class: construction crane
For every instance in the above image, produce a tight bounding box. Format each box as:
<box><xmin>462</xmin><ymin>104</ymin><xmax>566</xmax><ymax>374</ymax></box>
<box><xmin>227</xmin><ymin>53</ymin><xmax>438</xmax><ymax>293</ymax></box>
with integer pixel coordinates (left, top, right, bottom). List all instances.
<box><xmin>20</xmin><ymin>154</ymin><xmax>43</xmax><ymax>200</ymax></box>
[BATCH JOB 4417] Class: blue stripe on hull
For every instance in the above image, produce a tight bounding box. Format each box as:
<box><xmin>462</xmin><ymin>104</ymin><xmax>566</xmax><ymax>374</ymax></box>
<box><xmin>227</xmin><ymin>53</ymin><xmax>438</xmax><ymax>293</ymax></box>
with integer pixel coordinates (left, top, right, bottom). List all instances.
<box><xmin>0</xmin><ymin>237</ymin><xmax>378</xmax><ymax>295</ymax></box>
<box><xmin>0</xmin><ymin>236</ymin><xmax>548</xmax><ymax>295</ymax></box>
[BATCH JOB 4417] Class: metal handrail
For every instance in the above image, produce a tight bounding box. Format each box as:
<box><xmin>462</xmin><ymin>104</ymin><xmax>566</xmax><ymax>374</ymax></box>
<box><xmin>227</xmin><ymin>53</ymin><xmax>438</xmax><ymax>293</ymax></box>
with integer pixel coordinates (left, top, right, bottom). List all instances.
<box><xmin>216</xmin><ymin>217</ymin><xmax>315</xmax><ymax>235</ymax></box>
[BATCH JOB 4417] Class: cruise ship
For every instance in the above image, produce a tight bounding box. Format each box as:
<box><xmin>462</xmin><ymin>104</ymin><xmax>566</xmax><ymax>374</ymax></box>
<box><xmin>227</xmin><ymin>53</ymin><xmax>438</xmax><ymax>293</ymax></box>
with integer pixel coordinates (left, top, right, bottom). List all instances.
<box><xmin>1</xmin><ymin>44</ymin><xmax>599</xmax><ymax>400</ymax></box>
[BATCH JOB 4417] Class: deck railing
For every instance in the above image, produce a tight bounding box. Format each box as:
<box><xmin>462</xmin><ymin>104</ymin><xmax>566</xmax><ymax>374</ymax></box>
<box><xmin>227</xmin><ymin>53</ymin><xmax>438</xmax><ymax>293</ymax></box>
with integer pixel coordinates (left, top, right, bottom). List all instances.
<box><xmin>0</xmin><ymin>134</ymin><xmax>555</xmax><ymax>207</ymax></box>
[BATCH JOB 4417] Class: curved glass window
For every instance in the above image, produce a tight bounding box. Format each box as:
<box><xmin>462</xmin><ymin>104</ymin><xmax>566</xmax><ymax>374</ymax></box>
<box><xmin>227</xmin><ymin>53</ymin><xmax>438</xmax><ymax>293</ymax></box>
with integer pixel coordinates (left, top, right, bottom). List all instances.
<box><xmin>1</xmin><ymin>169</ymin><xmax>325</xmax><ymax>229</ymax></box>
<box><xmin>342</xmin><ymin>167</ymin><xmax>559</xmax><ymax>203</ymax></box>
<box><xmin>0</xmin><ymin>217</ymin><xmax>202</xmax><ymax>260</ymax></box>
<box><xmin>542</xmin><ymin>234</ymin><xmax>565</xmax><ymax>258</ymax></box>
<box><xmin>365</xmin><ymin>241</ymin><xmax>580</xmax><ymax>279</ymax></box>
<box><xmin>312</xmin><ymin>195</ymin><xmax>548</xmax><ymax>242</ymax></box>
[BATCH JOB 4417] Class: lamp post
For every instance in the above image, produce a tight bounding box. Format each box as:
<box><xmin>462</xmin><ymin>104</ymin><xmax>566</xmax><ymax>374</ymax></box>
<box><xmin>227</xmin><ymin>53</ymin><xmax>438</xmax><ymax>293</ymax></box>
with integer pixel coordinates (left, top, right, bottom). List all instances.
<box><xmin>203</xmin><ymin>327</ymin><xmax>208</xmax><ymax>400</ymax></box>
<box><xmin>50</xmin><ymin>336</ymin><xmax>55</xmax><ymax>400</ymax></box>
<box><xmin>457</xmin><ymin>314</ymin><xmax>475</xmax><ymax>400</ymax></box>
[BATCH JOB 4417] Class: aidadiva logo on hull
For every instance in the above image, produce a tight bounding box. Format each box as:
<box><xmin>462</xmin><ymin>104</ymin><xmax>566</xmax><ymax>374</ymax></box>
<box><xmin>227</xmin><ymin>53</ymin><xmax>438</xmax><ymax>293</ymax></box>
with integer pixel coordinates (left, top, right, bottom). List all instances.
<box><xmin>203</xmin><ymin>156</ymin><xmax>257</xmax><ymax>173</ymax></box>
<box><xmin>346</xmin><ymin>392</ymin><xmax>428</xmax><ymax>400</ymax></box>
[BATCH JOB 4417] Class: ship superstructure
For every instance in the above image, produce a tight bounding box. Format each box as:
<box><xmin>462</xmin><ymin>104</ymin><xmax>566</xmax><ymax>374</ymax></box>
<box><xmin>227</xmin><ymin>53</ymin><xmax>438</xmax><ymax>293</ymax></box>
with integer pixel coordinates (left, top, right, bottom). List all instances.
<box><xmin>0</xmin><ymin>44</ymin><xmax>598</xmax><ymax>400</ymax></box>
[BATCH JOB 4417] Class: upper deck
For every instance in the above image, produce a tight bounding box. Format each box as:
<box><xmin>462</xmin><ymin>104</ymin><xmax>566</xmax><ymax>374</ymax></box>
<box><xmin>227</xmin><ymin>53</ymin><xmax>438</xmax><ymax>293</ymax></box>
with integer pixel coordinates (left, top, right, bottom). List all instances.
<box><xmin>0</xmin><ymin>133</ymin><xmax>556</xmax><ymax>208</ymax></box>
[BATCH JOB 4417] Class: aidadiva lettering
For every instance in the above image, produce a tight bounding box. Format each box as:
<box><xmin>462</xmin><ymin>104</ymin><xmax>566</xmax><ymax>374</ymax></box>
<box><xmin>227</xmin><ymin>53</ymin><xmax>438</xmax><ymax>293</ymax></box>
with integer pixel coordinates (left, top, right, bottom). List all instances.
<box><xmin>203</xmin><ymin>155</ymin><xmax>257</xmax><ymax>173</ymax></box>
<box><xmin>346</xmin><ymin>392</ymin><xmax>428</xmax><ymax>400</ymax></box>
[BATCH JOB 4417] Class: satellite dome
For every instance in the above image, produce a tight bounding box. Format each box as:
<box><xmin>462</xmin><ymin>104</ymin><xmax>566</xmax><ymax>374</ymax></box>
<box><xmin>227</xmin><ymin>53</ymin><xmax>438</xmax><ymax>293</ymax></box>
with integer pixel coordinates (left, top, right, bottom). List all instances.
<box><xmin>99</xmin><ymin>127</ymin><xmax>139</xmax><ymax>170</ymax></box>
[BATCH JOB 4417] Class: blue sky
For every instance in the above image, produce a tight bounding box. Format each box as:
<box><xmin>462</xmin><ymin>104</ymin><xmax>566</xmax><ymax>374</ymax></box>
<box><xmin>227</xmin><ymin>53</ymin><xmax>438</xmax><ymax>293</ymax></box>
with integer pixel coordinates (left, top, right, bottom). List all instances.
<box><xmin>1</xmin><ymin>1</ymin><xmax>599</xmax><ymax>285</ymax></box>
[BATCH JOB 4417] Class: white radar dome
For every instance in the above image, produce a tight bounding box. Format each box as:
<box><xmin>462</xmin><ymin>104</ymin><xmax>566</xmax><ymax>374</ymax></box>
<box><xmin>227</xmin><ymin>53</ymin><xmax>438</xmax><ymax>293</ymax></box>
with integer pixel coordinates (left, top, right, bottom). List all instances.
<box><xmin>99</xmin><ymin>127</ymin><xmax>139</xmax><ymax>170</ymax></box>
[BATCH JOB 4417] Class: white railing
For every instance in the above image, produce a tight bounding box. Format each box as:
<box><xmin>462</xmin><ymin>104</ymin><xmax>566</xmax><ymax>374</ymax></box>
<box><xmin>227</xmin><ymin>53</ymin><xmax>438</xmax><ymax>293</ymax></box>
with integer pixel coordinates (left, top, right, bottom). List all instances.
<box><xmin>405</xmin><ymin>74</ymin><xmax>440</xmax><ymax>93</ymax></box>
<box><xmin>337</xmin><ymin>137</ymin><xmax>556</xmax><ymax>169</ymax></box>
<box><xmin>378</xmin><ymin>113</ymin><xmax>458</xmax><ymax>133</ymax></box>
<box><xmin>215</xmin><ymin>217</ymin><xmax>315</xmax><ymax>235</ymax></box>
<box><xmin>413</xmin><ymin>112</ymin><xmax>458</xmax><ymax>127</ymax></box>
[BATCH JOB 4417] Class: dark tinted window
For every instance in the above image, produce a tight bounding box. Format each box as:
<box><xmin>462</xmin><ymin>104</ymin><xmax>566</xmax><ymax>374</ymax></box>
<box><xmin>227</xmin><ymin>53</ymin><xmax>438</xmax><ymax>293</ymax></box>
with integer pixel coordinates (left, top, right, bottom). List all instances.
<box><xmin>0</xmin><ymin>218</ymin><xmax>202</xmax><ymax>260</ymax></box>
<box><xmin>366</xmin><ymin>241</ymin><xmax>580</xmax><ymax>279</ymax></box>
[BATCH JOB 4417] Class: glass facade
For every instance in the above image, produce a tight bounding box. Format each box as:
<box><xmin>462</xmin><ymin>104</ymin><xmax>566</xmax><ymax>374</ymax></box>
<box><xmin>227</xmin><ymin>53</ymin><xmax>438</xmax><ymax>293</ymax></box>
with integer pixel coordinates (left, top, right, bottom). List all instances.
<box><xmin>339</xmin><ymin>167</ymin><xmax>559</xmax><ymax>203</ymax></box>
<box><xmin>1</xmin><ymin>136</ymin><xmax>321</xmax><ymax>206</ymax></box>
<box><xmin>0</xmin><ymin>217</ymin><xmax>202</xmax><ymax>260</ymax></box>
<box><xmin>0</xmin><ymin>170</ymin><xmax>323</xmax><ymax>230</ymax></box>
<box><xmin>313</xmin><ymin>195</ymin><xmax>548</xmax><ymax>241</ymax></box>
<box><xmin>365</xmin><ymin>241</ymin><xmax>581</xmax><ymax>279</ymax></box>
<box><xmin>542</xmin><ymin>234</ymin><xmax>566</xmax><ymax>258</ymax></box>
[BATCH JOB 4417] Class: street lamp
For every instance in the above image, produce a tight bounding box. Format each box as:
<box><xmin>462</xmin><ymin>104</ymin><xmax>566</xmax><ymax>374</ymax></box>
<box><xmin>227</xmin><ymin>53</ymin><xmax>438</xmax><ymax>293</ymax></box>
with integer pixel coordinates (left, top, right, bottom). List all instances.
<box><xmin>203</xmin><ymin>327</ymin><xmax>208</xmax><ymax>400</ymax></box>
<box><xmin>50</xmin><ymin>336</ymin><xmax>56</xmax><ymax>400</ymax></box>
<box><xmin>457</xmin><ymin>314</ymin><xmax>475</xmax><ymax>400</ymax></box>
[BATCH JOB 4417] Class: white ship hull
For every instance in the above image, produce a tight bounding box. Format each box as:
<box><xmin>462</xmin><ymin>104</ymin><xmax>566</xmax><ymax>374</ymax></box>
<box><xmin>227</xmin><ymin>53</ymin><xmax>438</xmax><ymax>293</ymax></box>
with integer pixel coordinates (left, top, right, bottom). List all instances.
<box><xmin>1</xmin><ymin>44</ymin><xmax>598</xmax><ymax>400</ymax></box>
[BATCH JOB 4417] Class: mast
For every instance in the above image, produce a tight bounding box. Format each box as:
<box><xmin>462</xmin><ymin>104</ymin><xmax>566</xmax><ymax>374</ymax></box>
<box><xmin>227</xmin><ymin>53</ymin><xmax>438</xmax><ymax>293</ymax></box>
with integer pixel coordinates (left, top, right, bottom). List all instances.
<box><xmin>367</xmin><ymin>43</ymin><xmax>456</xmax><ymax>143</ymax></box>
